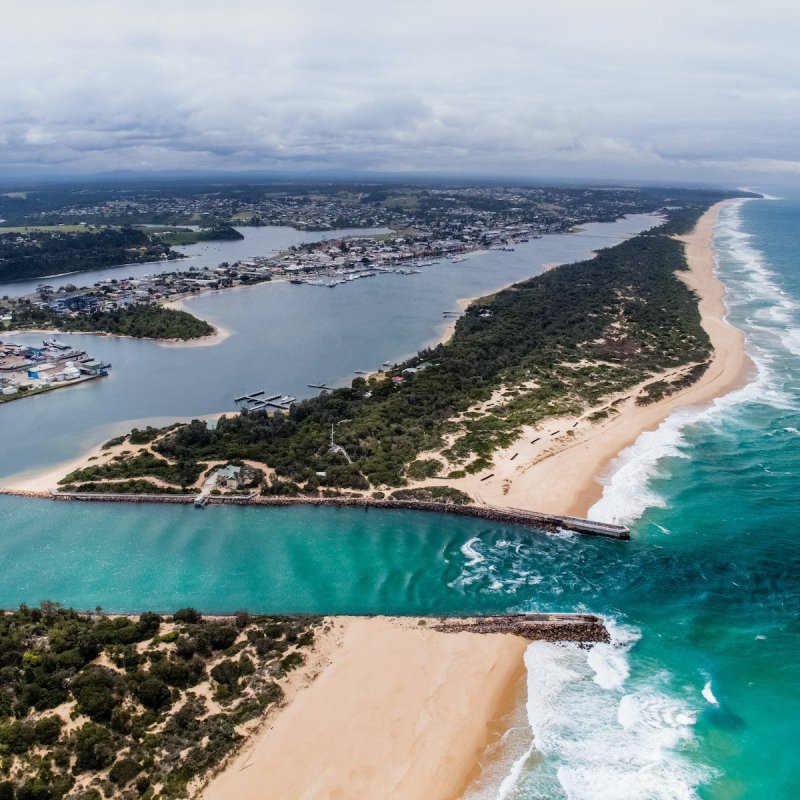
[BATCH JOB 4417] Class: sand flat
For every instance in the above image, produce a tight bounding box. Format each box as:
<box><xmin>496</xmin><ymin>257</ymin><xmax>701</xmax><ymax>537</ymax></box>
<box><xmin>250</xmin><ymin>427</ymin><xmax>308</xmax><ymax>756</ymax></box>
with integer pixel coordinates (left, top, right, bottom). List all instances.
<box><xmin>201</xmin><ymin>617</ymin><xmax>528</xmax><ymax>800</ymax></box>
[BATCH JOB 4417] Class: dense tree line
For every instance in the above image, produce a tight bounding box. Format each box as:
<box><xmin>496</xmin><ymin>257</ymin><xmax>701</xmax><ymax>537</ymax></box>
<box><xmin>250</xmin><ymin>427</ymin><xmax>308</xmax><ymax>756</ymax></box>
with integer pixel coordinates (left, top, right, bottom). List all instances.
<box><xmin>0</xmin><ymin>228</ymin><xmax>179</xmax><ymax>283</ymax></box>
<box><xmin>9</xmin><ymin>304</ymin><xmax>214</xmax><ymax>340</ymax></box>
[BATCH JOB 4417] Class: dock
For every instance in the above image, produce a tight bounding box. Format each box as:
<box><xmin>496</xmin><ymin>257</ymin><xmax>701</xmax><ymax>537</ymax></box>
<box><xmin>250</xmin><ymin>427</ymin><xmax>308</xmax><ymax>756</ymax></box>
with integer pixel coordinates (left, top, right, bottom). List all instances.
<box><xmin>234</xmin><ymin>390</ymin><xmax>265</xmax><ymax>403</ymax></box>
<box><xmin>307</xmin><ymin>383</ymin><xmax>331</xmax><ymax>390</ymax></box>
<box><xmin>234</xmin><ymin>390</ymin><xmax>294</xmax><ymax>412</ymax></box>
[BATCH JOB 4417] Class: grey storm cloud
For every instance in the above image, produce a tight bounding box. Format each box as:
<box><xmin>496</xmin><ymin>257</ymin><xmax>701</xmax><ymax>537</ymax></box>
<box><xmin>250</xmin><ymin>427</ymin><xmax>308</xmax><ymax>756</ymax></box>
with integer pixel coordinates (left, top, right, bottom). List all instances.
<box><xmin>2</xmin><ymin>0</ymin><xmax>799</xmax><ymax>182</ymax></box>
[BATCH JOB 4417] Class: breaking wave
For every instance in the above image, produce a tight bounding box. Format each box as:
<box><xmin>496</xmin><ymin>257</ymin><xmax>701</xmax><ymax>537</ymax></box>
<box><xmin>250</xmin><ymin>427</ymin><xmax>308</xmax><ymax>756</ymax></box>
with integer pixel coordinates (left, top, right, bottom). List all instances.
<box><xmin>590</xmin><ymin>198</ymin><xmax>797</xmax><ymax>525</ymax></box>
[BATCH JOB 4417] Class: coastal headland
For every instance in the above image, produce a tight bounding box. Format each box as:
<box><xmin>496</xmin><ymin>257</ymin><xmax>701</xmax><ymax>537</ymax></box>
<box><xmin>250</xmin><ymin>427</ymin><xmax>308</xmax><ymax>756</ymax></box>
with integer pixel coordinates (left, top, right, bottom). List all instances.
<box><xmin>2</xmin><ymin>194</ymin><xmax>754</xmax><ymax>527</ymax></box>
<box><xmin>0</xmin><ymin>605</ymin><xmax>606</xmax><ymax>800</ymax></box>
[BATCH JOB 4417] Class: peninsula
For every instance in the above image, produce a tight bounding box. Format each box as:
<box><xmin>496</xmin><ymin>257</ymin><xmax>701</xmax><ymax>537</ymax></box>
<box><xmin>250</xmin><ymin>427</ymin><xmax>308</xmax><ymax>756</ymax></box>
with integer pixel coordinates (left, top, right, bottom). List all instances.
<box><xmin>25</xmin><ymin>191</ymin><xmax>754</xmax><ymax>520</ymax></box>
<box><xmin>0</xmin><ymin>604</ymin><xmax>606</xmax><ymax>800</ymax></box>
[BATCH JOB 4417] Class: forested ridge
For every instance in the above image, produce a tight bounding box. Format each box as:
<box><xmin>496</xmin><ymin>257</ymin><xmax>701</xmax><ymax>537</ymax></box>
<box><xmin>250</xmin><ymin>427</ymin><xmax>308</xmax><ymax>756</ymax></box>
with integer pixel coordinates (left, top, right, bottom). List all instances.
<box><xmin>0</xmin><ymin>228</ymin><xmax>178</xmax><ymax>283</ymax></box>
<box><xmin>60</xmin><ymin>193</ymin><xmax>743</xmax><ymax>496</ymax></box>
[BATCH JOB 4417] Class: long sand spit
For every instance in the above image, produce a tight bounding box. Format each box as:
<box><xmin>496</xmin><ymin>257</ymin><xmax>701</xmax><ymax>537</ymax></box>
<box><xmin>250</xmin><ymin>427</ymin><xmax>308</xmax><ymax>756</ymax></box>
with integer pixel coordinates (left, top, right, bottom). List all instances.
<box><xmin>2</xmin><ymin>202</ymin><xmax>751</xmax><ymax>521</ymax></box>
<box><xmin>201</xmin><ymin>617</ymin><xmax>529</xmax><ymax>800</ymax></box>
<box><xmin>440</xmin><ymin>200</ymin><xmax>754</xmax><ymax>517</ymax></box>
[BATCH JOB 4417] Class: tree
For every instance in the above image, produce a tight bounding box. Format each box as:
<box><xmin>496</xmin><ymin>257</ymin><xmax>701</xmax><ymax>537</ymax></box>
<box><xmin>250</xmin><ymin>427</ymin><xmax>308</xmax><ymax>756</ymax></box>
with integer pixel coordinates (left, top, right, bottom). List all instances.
<box><xmin>135</xmin><ymin>677</ymin><xmax>171</xmax><ymax>710</ymax></box>
<box><xmin>70</xmin><ymin>666</ymin><xmax>125</xmax><ymax>721</ymax></box>
<box><xmin>172</xmin><ymin>608</ymin><xmax>201</xmax><ymax>624</ymax></box>
<box><xmin>74</xmin><ymin>723</ymin><xmax>114</xmax><ymax>771</ymax></box>
<box><xmin>33</xmin><ymin>716</ymin><xmax>62</xmax><ymax>745</ymax></box>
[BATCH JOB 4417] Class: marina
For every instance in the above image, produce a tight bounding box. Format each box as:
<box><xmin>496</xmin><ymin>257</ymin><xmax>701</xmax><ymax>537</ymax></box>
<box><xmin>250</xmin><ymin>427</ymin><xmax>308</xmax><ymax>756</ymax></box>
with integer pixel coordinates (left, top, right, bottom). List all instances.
<box><xmin>0</xmin><ymin>337</ymin><xmax>111</xmax><ymax>402</ymax></box>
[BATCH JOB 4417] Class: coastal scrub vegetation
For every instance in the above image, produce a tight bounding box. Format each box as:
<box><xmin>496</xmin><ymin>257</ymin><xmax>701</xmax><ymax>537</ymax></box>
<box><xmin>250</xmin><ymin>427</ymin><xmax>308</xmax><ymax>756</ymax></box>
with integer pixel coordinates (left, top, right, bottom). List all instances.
<box><xmin>7</xmin><ymin>304</ymin><xmax>214</xmax><ymax>341</ymax></box>
<box><xmin>57</xmin><ymin>191</ymin><xmax>744</xmax><ymax>497</ymax></box>
<box><xmin>0</xmin><ymin>602</ymin><xmax>320</xmax><ymax>799</ymax></box>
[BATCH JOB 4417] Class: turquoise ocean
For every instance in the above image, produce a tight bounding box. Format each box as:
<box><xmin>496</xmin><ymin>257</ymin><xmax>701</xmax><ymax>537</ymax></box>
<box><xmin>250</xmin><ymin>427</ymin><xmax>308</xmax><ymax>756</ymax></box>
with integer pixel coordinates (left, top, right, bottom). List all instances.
<box><xmin>0</xmin><ymin>195</ymin><xmax>798</xmax><ymax>797</ymax></box>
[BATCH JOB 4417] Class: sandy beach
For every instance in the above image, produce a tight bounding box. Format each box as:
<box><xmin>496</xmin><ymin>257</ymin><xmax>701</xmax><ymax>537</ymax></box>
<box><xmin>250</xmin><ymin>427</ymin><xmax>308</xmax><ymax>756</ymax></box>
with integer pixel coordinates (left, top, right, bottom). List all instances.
<box><xmin>0</xmin><ymin>410</ymin><xmax>233</xmax><ymax>493</ymax></box>
<box><xmin>201</xmin><ymin>617</ymin><xmax>529</xmax><ymax>800</ymax></box>
<box><xmin>158</xmin><ymin>297</ymin><xmax>231</xmax><ymax>347</ymax></box>
<box><xmin>428</xmin><ymin>200</ymin><xmax>753</xmax><ymax>516</ymax></box>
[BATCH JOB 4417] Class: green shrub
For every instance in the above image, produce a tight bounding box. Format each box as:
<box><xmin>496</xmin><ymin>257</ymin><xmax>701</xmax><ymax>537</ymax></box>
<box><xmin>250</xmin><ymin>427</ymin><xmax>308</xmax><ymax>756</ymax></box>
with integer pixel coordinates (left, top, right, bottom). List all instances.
<box><xmin>74</xmin><ymin>723</ymin><xmax>114</xmax><ymax>771</ymax></box>
<box><xmin>70</xmin><ymin>666</ymin><xmax>125</xmax><ymax>721</ymax></box>
<box><xmin>406</xmin><ymin>458</ymin><xmax>443</xmax><ymax>480</ymax></box>
<box><xmin>0</xmin><ymin>721</ymin><xmax>35</xmax><ymax>754</ymax></box>
<box><xmin>279</xmin><ymin>652</ymin><xmax>304</xmax><ymax>673</ymax></box>
<box><xmin>33</xmin><ymin>716</ymin><xmax>62</xmax><ymax>745</ymax></box>
<box><xmin>172</xmin><ymin>608</ymin><xmax>201</xmax><ymax>624</ymax></box>
<box><xmin>109</xmin><ymin>757</ymin><xmax>141</xmax><ymax>787</ymax></box>
<box><xmin>135</xmin><ymin>678</ymin><xmax>171</xmax><ymax>711</ymax></box>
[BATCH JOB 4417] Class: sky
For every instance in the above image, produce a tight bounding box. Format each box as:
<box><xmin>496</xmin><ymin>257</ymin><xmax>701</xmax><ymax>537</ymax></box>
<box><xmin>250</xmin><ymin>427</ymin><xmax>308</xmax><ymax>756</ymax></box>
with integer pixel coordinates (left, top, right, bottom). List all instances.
<box><xmin>2</xmin><ymin>0</ymin><xmax>799</xmax><ymax>184</ymax></box>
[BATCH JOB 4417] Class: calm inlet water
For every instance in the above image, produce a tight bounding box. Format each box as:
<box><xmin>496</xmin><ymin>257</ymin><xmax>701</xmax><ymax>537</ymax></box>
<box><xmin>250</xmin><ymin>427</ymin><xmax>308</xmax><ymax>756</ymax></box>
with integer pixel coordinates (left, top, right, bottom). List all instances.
<box><xmin>1</xmin><ymin>198</ymin><xmax>798</xmax><ymax>797</ymax></box>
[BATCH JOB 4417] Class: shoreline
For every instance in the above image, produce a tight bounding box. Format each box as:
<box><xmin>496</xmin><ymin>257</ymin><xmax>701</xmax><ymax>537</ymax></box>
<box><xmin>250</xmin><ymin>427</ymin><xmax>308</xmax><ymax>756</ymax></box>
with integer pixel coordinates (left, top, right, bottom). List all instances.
<box><xmin>2</xmin><ymin>320</ymin><xmax>229</xmax><ymax>348</ymax></box>
<box><xmin>1</xmin><ymin>203</ymin><xmax>750</xmax><ymax>520</ymax></box>
<box><xmin>422</xmin><ymin>200</ymin><xmax>754</xmax><ymax>517</ymax></box>
<box><xmin>199</xmin><ymin>614</ymin><xmax>607</xmax><ymax>800</ymax></box>
<box><xmin>200</xmin><ymin>616</ymin><xmax>531</xmax><ymax>800</ymax></box>
<box><xmin>0</xmin><ymin>410</ymin><xmax>233</xmax><ymax>492</ymax></box>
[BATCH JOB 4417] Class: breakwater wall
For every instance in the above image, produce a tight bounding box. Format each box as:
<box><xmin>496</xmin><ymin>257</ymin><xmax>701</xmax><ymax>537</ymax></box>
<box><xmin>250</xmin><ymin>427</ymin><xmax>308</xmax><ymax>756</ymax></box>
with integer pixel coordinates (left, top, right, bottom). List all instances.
<box><xmin>26</xmin><ymin>491</ymin><xmax>630</xmax><ymax>539</ymax></box>
<box><xmin>434</xmin><ymin>613</ymin><xmax>610</xmax><ymax>644</ymax></box>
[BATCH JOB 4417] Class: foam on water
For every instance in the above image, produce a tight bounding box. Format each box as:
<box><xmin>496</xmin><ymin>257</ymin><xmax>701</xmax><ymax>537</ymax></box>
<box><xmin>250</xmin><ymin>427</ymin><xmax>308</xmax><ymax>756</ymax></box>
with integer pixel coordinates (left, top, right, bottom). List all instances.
<box><xmin>702</xmin><ymin>680</ymin><xmax>719</xmax><ymax>706</ymax></box>
<box><xmin>590</xmin><ymin>198</ymin><xmax>797</xmax><ymax>526</ymax></box>
<box><xmin>461</xmin><ymin>536</ymin><xmax>486</xmax><ymax>566</ymax></box>
<box><xmin>492</xmin><ymin>619</ymin><xmax>708</xmax><ymax>800</ymax></box>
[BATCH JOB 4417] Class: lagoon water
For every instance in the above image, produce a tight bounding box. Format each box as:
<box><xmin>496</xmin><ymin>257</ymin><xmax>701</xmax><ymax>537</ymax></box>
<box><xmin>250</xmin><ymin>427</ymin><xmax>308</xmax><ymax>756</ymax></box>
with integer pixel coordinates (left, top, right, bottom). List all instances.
<box><xmin>1</xmin><ymin>199</ymin><xmax>799</xmax><ymax>797</ymax></box>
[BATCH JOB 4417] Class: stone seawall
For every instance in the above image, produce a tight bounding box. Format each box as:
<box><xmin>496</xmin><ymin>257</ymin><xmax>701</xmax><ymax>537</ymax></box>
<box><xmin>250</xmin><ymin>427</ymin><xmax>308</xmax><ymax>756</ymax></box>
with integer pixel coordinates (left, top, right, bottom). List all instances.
<box><xmin>0</xmin><ymin>490</ymin><xmax>630</xmax><ymax>539</ymax></box>
<box><xmin>434</xmin><ymin>613</ymin><xmax>610</xmax><ymax>644</ymax></box>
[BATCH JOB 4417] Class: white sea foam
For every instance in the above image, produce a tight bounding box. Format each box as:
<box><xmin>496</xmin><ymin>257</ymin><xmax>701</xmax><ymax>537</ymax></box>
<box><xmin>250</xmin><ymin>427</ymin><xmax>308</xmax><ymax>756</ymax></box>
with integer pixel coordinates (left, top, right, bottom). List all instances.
<box><xmin>702</xmin><ymin>680</ymin><xmax>719</xmax><ymax>705</ymax></box>
<box><xmin>460</xmin><ymin>536</ymin><xmax>485</xmax><ymax>566</ymax></box>
<box><xmin>590</xmin><ymin>198</ymin><xmax>798</xmax><ymax>525</ymax></box>
<box><xmin>495</xmin><ymin>620</ymin><xmax>708</xmax><ymax>800</ymax></box>
<box><xmin>588</xmin><ymin>410</ymin><xmax>693</xmax><ymax>524</ymax></box>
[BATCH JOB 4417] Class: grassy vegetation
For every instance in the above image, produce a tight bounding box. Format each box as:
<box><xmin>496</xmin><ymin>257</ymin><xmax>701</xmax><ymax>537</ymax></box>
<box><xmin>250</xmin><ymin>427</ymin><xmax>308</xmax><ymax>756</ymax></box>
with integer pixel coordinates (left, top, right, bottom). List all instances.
<box><xmin>0</xmin><ymin>603</ymin><xmax>320</xmax><ymax>799</ymax></box>
<box><xmin>389</xmin><ymin>486</ymin><xmax>472</xmax><ymax>504</ymax></box>
<box><xmin>61</xmin><ymin>451</ymin><xmax>206</xmax><ymax>490</ymax></box>
<box><xmin>153</xmin><ymin>225</ymin><xmax>244</xmax><ymax>247</ymax></box>
<box><xmin>56</xmin><ymin>192</ymin><xmax>743</xmax><ymax>496</ymax></box>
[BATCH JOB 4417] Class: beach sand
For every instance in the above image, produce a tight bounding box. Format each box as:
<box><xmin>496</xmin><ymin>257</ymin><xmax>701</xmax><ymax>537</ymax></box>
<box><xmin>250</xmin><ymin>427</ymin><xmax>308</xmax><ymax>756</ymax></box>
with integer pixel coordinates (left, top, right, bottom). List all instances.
<box><xmin>0</xmin><ymin>410</ymin><xmax>233</xmax><ymax>492</ymax></box>
<box><xmin>200</xmin><ymin>617</ymin><xmax>529</xmax><ymax>800</ymax></box>
<box><xmin>429</xmin><ymin>200</ymin><xmax>753</xmax><ymax>516</ymax></box>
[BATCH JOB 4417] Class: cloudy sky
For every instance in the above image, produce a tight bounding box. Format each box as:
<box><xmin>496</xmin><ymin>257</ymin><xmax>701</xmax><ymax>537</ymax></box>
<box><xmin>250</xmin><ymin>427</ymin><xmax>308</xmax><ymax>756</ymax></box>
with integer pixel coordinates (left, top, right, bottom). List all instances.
<box><xmin>2</xmin><ymin>0</ymin><xmax>799</xmax><ymax>183</ymax></box>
